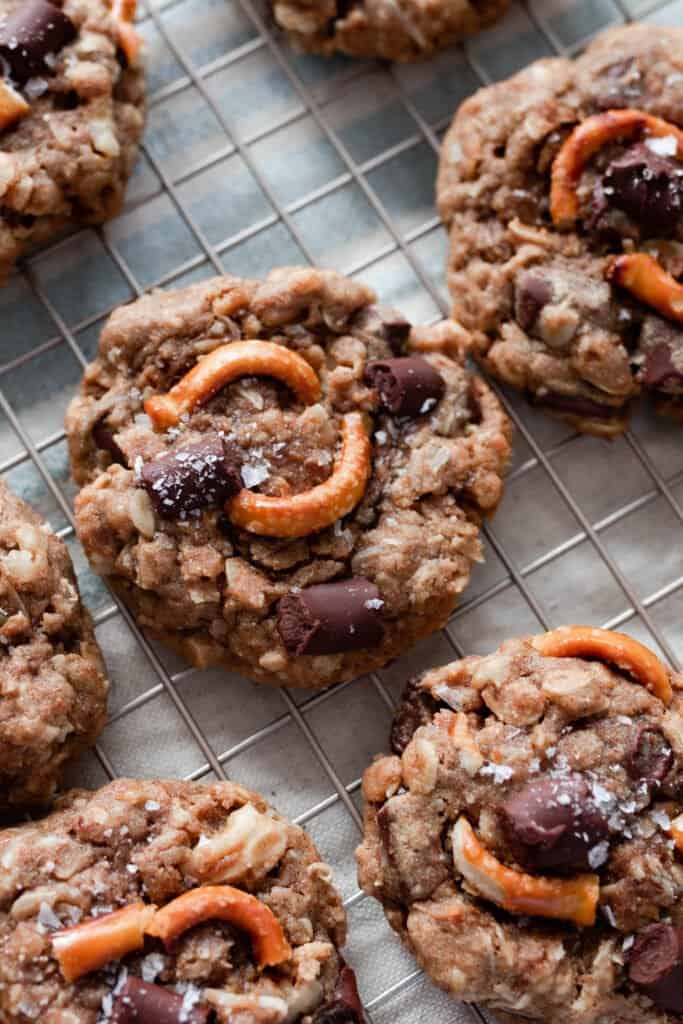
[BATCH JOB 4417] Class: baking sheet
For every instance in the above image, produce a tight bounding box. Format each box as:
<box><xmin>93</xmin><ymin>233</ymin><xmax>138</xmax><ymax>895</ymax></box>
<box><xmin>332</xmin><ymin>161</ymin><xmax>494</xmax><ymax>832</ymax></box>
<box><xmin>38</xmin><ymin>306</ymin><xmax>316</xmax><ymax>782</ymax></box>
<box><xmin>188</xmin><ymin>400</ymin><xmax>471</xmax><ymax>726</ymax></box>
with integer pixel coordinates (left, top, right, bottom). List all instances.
<box><xmin>2</xmin><ymin>0</ymin><xmax>683</xmax><ymax>1018</ymax></box>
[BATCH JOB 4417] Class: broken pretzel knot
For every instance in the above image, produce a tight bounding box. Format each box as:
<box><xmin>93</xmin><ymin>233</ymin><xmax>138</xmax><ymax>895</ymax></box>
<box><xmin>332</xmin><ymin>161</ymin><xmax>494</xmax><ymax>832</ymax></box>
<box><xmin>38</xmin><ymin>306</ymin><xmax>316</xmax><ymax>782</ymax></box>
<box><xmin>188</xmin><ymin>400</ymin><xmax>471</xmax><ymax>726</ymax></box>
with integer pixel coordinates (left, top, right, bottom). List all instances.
<box><xmin>530</xmin><ymin>625</ymin><xmax>673</xmax><ymax>704</ymax></box>
<box><xmin>452</xmin><ymin>816</ymin><xmax>599</xmax><ymax>927</ymax></box>
<box><xmin>144</xmin><ymin>340</ymin><xmax>322</xmax><ymax>430</ymax></box>
<box><xmin>550</xmin><ymin>108</ymin><xmax>683</xmax><ymax>229</ymax></box>
<box><xmin>227</xmin><ymin>411</ymin><xmax>371</xmax><ymax>538</ymax></box>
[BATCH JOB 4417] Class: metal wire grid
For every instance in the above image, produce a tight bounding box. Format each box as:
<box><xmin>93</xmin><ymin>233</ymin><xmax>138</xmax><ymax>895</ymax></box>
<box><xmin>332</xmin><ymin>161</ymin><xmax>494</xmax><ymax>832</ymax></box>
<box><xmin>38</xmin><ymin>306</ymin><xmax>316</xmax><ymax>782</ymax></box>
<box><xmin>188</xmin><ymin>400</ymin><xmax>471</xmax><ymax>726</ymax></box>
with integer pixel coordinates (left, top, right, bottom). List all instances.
<box><xmin>1</xmin><ymin>0</ymin><xmax>683</xmax><ymax>1018</ymax></box>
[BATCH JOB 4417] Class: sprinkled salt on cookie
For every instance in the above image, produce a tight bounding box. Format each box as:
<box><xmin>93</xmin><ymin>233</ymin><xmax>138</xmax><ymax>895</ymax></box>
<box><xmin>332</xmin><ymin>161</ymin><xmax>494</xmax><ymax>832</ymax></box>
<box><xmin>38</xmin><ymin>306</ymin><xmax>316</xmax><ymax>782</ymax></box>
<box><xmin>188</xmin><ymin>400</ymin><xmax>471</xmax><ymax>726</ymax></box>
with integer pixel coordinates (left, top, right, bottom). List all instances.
<box><xmin>66</xmin><ymin>267</ymin><xmax>511</xmax><ymax>690</ymax></box>
<box><xmin>437</xmin><ymin>23</ymin><xmax>683</xmax><ymax>437</ymax></box>
<box><xmin>0</xmin><ymin>778</ymin><xmax>357</xmax><ymax>1024</ymax></box>
<box><xmin>358</xmin><ymin>626</ymin><xmax>683</xmax><ymax>1023</ymax></box>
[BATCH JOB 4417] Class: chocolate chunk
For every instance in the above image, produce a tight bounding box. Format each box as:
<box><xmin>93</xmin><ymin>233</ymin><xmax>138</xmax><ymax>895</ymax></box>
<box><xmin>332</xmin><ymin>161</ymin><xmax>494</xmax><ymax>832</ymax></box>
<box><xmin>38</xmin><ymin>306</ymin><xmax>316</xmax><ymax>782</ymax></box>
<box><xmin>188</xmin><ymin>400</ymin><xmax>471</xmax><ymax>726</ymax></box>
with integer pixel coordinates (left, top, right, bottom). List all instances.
<box><xmin>626</xmin><ymin>724</ymin><xmax>673</xmax><ymax>785</ymax></box>
<box><xmin>140</xmin><ymin>435</ymin><xmax>242</xmax><ymax>519</ymax></box>
<box><xmin>111</xmin><ymin>978</ymin><xmax>209</xmax><ymax>1024</ymax></box>
<box><xmin>643</xmin><ymin>343</ymin><xmax>683</xmax><ymax>391</ymax></box>
<box><xmin>500</xmin><ymin>774</ymin><xmax>610</xmax><ymax>874</ymax></box>
<box><xmin>0</xmin><ymin>0</ymin><xmax>76</xmax><ymax>84</ymax></box>
<box><xmin>351</xmin><ymin>304</ymin><xmax>411</xmax><ymax>354</ymax></box>
<box><xmin>515</xmin><ymin>272</ymin><xmax>553</xmax><ymax>332</ymax></box>
<box><xmin>313</xmin><ymin>963</ymin><xmax>364</xmax><ymax>1024</ymax></box>
<box><xmin>391</xmin><ymin>677</ymin><xmax>443</xmax><ymax>754</ymax></box>
<box><xmin>277</xmin><ymin>577</ymin><xmax>384</xmax><ymax>656</ymax></box>
<box><xmin>364</xmin><ymin>357</ymin><xmax>445</xmax><ymax>417</ymax></box>
<box><xmin>603</xmin><ymin>143</ymin><xmax>683</xmax><ymax>237</ymax></box>
<box><xmin>92</xmin><ymin>418</ymin><xmax>125</xmax><ymax>465</ymax></box>
<box><xmin>536</xmin><ymin>391</ymin><xmax>622</xmax><ymax>421</ymax></box>
<box><xmin>628</xmin><ymin>923</ymin><xmax>683</xmax><ymax>1013</ymax></box>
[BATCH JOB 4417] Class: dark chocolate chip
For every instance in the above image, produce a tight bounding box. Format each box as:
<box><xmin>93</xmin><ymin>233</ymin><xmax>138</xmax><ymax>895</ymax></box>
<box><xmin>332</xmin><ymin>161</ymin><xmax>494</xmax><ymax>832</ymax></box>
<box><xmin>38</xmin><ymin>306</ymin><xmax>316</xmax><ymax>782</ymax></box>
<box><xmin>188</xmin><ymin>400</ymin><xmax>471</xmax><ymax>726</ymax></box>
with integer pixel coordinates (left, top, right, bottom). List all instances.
<box><xmin>603</xmin><ymin>142</ymin><xmax>683</xmax><ymax>237</ymax></box>
<box><xmin>500</xmin><ymin>774</ymin><xmax>610</xmax><ymax>874</ymax></box>
<box><xmin>140</xmin><ymin>435</ymin><xmax>242</xmax><ymax>519</ymax></box>
<box><xmin>111</xmin><ymin>978</ymin><xmax>209</xmax><ymax>1024</ymax></box>
<box><xmin>364</xmin><ymin>357</ymin><xmax>445</xmax><ymax>417</ymax></box>
<box><xmin>391</xmin><ymin>677</ymin><xmax>443</xmax><ymax>755</ymax></box>
<box><xmin>514</xmin><ymin>272</ymin><xmax>553</xmax><ymax>332</ymax></box>
<box><xmin>351</xmin><ymin>304</ymin><xmax>412</xmax><ymax>354</ymax></box>
<box><xmin>536</xmin><ymin>391</ymin><xmax>623</xmax><ymax>421</ymax></box>
<box><xmin>92</xmin><ymin>418</ymin><xmax>125</xmax><ymax>465</ymax></box>
<box><xmin>313</xmin><ymin>963</ymin><xmax>364</xmax><ymax>1024</ymax></box>
<box><xmin>377</xmin><ymin>308</ymin><xmax>411</xmax><ymax>354</ymax></box>
<box><xmin>626</xmin><ymin>724</ymin><xmax>673</xmax><ymax>785</ymax></box>
<box><xmin>277</xmin><ymin>577</ymin><xmax>384</xmax><ymax>657</ymax></box>
<box><xmin>0</xmin><ymin>0</ymin><xmax>76</xmax><ymax>84</ymax></box>
<box><xmin>628</xmin><ymin>923</ymin><xmax>683</xmax><ymax>1013</ymax></box>
<box><xmin>643</xmin><ymin>342</ymin><xmax>683</xmax><ymax>391</ymax></box>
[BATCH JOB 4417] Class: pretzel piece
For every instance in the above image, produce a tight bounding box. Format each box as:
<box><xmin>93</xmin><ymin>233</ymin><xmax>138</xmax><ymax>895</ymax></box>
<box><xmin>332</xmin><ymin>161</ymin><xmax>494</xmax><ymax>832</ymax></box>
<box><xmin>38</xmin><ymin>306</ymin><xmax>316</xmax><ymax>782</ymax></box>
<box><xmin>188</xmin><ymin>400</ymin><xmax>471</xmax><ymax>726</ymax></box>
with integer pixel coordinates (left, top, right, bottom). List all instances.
<box><xmin>670</xmin><ymin>813</ymin><xmax>683</xmax><ymax>853</ymax></box>
<box><xmin>550</xmin><ymin>109</ymin><xmax>683</xmax><ymax>229</ymax></box>
<box><xmin>530</xmin><ymin>626</ymin><xmax>672</xmax><ymax>704</ymax></box>
<box><xmin>144</xmin><ymin>341</ymin><xmax>322</xmax><ymax>430</ymax></box>
<box><xmin>147</xmin><ymin>885</ymin><xmax>292</xmax><ymax>967</ymax></box>
<box><xmin>111</xmin><ymin>0</ymin><xmax>142</xmax><ymax>64</ymax></box>
<box><xmin>52</xmin><ymin>902</ymin><xmax>156</xmax><ymax>982</ymax></box>
<box><xmin>0</xmin><ymin>80</ymin><xmax>30</xmax><ymax>133</ymax></box>
<box><xmin>452</xmin><ymin>817</ymin><xmax>599</xmax><ymax>927</ymax></box>
<box><xmin>606</xmin><ymin>253</ymin><xmax>683</xmax><ymax>325</ymax></box>
<box><xmin>227</xmin><ymin>412</ymin><xmax>371</xmax><ymax>538</ymax></box>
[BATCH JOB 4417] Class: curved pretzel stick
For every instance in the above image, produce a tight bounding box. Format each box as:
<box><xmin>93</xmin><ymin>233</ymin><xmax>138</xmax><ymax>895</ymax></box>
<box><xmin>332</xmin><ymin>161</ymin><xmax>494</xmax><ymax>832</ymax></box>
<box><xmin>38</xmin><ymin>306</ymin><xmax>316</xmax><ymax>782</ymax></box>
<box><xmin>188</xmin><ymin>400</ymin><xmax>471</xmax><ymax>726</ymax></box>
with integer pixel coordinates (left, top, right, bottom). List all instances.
<box><xmin>550</xmin><ymin>109</ymin><xmax>683</xmax><ymax>229</ymax></box>
<box><xmin>606</xmin><ymin>253</ymin><xmax>683</xmax><ymax>325</ymax></box>
<box><xmin>112</xmin><ymin>0</ymin><xmax>142</xmax><ymax>64</ymax></box>
<box><xmin>452</xmin><ymin>817</ymin><xmax>599</xmax><ymax>927</ymax></box>
<box><xmin>146</xmin><ymin>885</ymin><xmax>291</xmax><ymax>967</ymax></box>
<box><xmin>144</xmin><ymin>341</ymin><xmax>322</xmax><ymax>430</ymax></box>
<box><xmin>52</xmin><ymin>902</ymin><xmax>156</xmax><ymax>982</ymax></box>
<box><xmin>531</xmin><ymin>626</ymin><xmax>672</xmax><ymax>704</ymax></box>
<box><xmin>227</xmin><ymin>412</ymin><xmax>371</xmax><ymax>538</ymax></box>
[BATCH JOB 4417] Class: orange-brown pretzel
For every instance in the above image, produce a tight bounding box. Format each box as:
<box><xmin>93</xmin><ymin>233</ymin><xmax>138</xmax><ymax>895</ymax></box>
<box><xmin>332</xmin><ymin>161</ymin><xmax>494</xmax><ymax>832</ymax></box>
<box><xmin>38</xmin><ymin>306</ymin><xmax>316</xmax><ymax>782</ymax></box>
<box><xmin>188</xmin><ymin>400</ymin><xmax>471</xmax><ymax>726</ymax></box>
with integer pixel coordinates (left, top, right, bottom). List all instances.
<box><xmin>52</xmin><ymin>902</ymin><xmax>156</xmax><ymax>982</ymax></box>
<box><xmin>144</xmin><ymin>341</ymin><xmax>322</xmax><ymax>430</ymax></box>
<box><xmin>670</xmin><ymin>813</ymin><xmax>683</xmax><ymax>854</ymax></box>
<box><xmin>146</xmin><ymin>885</ymin><xmax>292</xmax><ymax>967</ymax></box>
<box><xmin>606</xmin><ymin>253</ymin><xmax>683</xmax><ymax>325</ymax></box>
<box><xmin>0</xmin><ymin>80</ymin><xmax>29</xmax><ymax>133</ymax></box>
<box><xmin>111</xmin><ymin>0</ymin><xmax>142</xmax><ymax>64</ymax></box>
<box><xmin>550</xmin><ymin>109</ymin><xmax>683</xmax><ymax>229</ymax></box>
<box><xmin>227</xmin><ymin>411</ymin><xmax>371</xmax><ymax>538</ymax></box>
<box><xmin>452</xmin><ymin>817</ymin><xmax>599</xmax><ymax>926</ymax></box>
<box><xmin>530</xmin><ymin>626</ymin><xmax>672</xmax><ymax>704</ymax></box>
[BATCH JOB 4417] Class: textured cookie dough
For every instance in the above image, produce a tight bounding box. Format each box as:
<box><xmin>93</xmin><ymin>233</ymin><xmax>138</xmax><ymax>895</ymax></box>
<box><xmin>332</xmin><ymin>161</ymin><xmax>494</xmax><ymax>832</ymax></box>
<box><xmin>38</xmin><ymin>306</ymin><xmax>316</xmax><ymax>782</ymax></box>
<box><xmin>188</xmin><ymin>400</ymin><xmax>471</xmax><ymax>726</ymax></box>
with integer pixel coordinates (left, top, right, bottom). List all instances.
<box><xmin>0</xmin><ymin>0</ymin><xmax>145</xmax><ymax>281</ymax></box>
<box><xmin>0</xmin><ymin>777</ymin><xmax>358</xmax><ymax>1023</ymax></box>
<box><xmin>269</xmin><ymin>0</ymin><xmax>509</xmax><ymax>62</ymax></box>
<box><xmin>0</xmin><ymin>479</ymin><xmax>108</xmax><ymax>809</ymax></box>
<box><xmin>357</xmin><ymin>629</ymin><xmax>683</xmax><ymax>1023</ymax></box>
<box><xmin>65</xmin><ymin>267</ymin><xmax>511</xmax><ymax>690</ymax></box>
<box><xmin>437</xmin><ymin>24</ymin><xmax>683</xmax><ymax>437</ymax></box>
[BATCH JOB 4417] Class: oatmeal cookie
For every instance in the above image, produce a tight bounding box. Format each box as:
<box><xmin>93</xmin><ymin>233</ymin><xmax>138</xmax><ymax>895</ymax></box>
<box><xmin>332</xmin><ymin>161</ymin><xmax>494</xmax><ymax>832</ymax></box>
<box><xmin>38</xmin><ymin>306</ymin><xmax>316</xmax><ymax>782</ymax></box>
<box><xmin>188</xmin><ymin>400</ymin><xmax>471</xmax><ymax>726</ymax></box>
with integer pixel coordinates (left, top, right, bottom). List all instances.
<box><xmin>0</xmin><ymin>0</ymin><xmax>145</xmax><ymax>281</ymax></box>
<box><xmin>269</xmin><ymin>0</ymin><xmax>509</xmax><ymax>62</ymax></box>
<box><xmin>0</xmin><ymin>776</ymin><xmax>359</xmax><ymax>1023</ymax></box>
<box><xmin>0</xmin><ymin>478</ymin><xmax>108</xmax><ymax>809</ymax></box>
<box><xmin>358</xmin><ymin>626</ymin><xmax>683</xmax><ymax>1023</ymax></box>
<box><xmin>65</xmin><ymin>267</ymin><xmax>511</xmax><ymax>689</ymax></box>
<box><xmin>437</xmin><ymin>24</ymin><xmax>683</xmax><ymax>437</ymax></box>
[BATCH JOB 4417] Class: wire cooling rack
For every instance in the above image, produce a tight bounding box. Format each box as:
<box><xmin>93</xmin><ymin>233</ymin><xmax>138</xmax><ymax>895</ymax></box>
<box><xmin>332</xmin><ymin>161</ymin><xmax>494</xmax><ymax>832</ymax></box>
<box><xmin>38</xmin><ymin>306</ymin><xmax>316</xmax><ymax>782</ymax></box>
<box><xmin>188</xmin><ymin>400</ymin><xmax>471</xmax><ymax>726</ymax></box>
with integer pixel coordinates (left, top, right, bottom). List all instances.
<box><xmin>2</xmin><ymin>0</ymin><xmax>683</xmax><ymax>1018</ymax></box>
